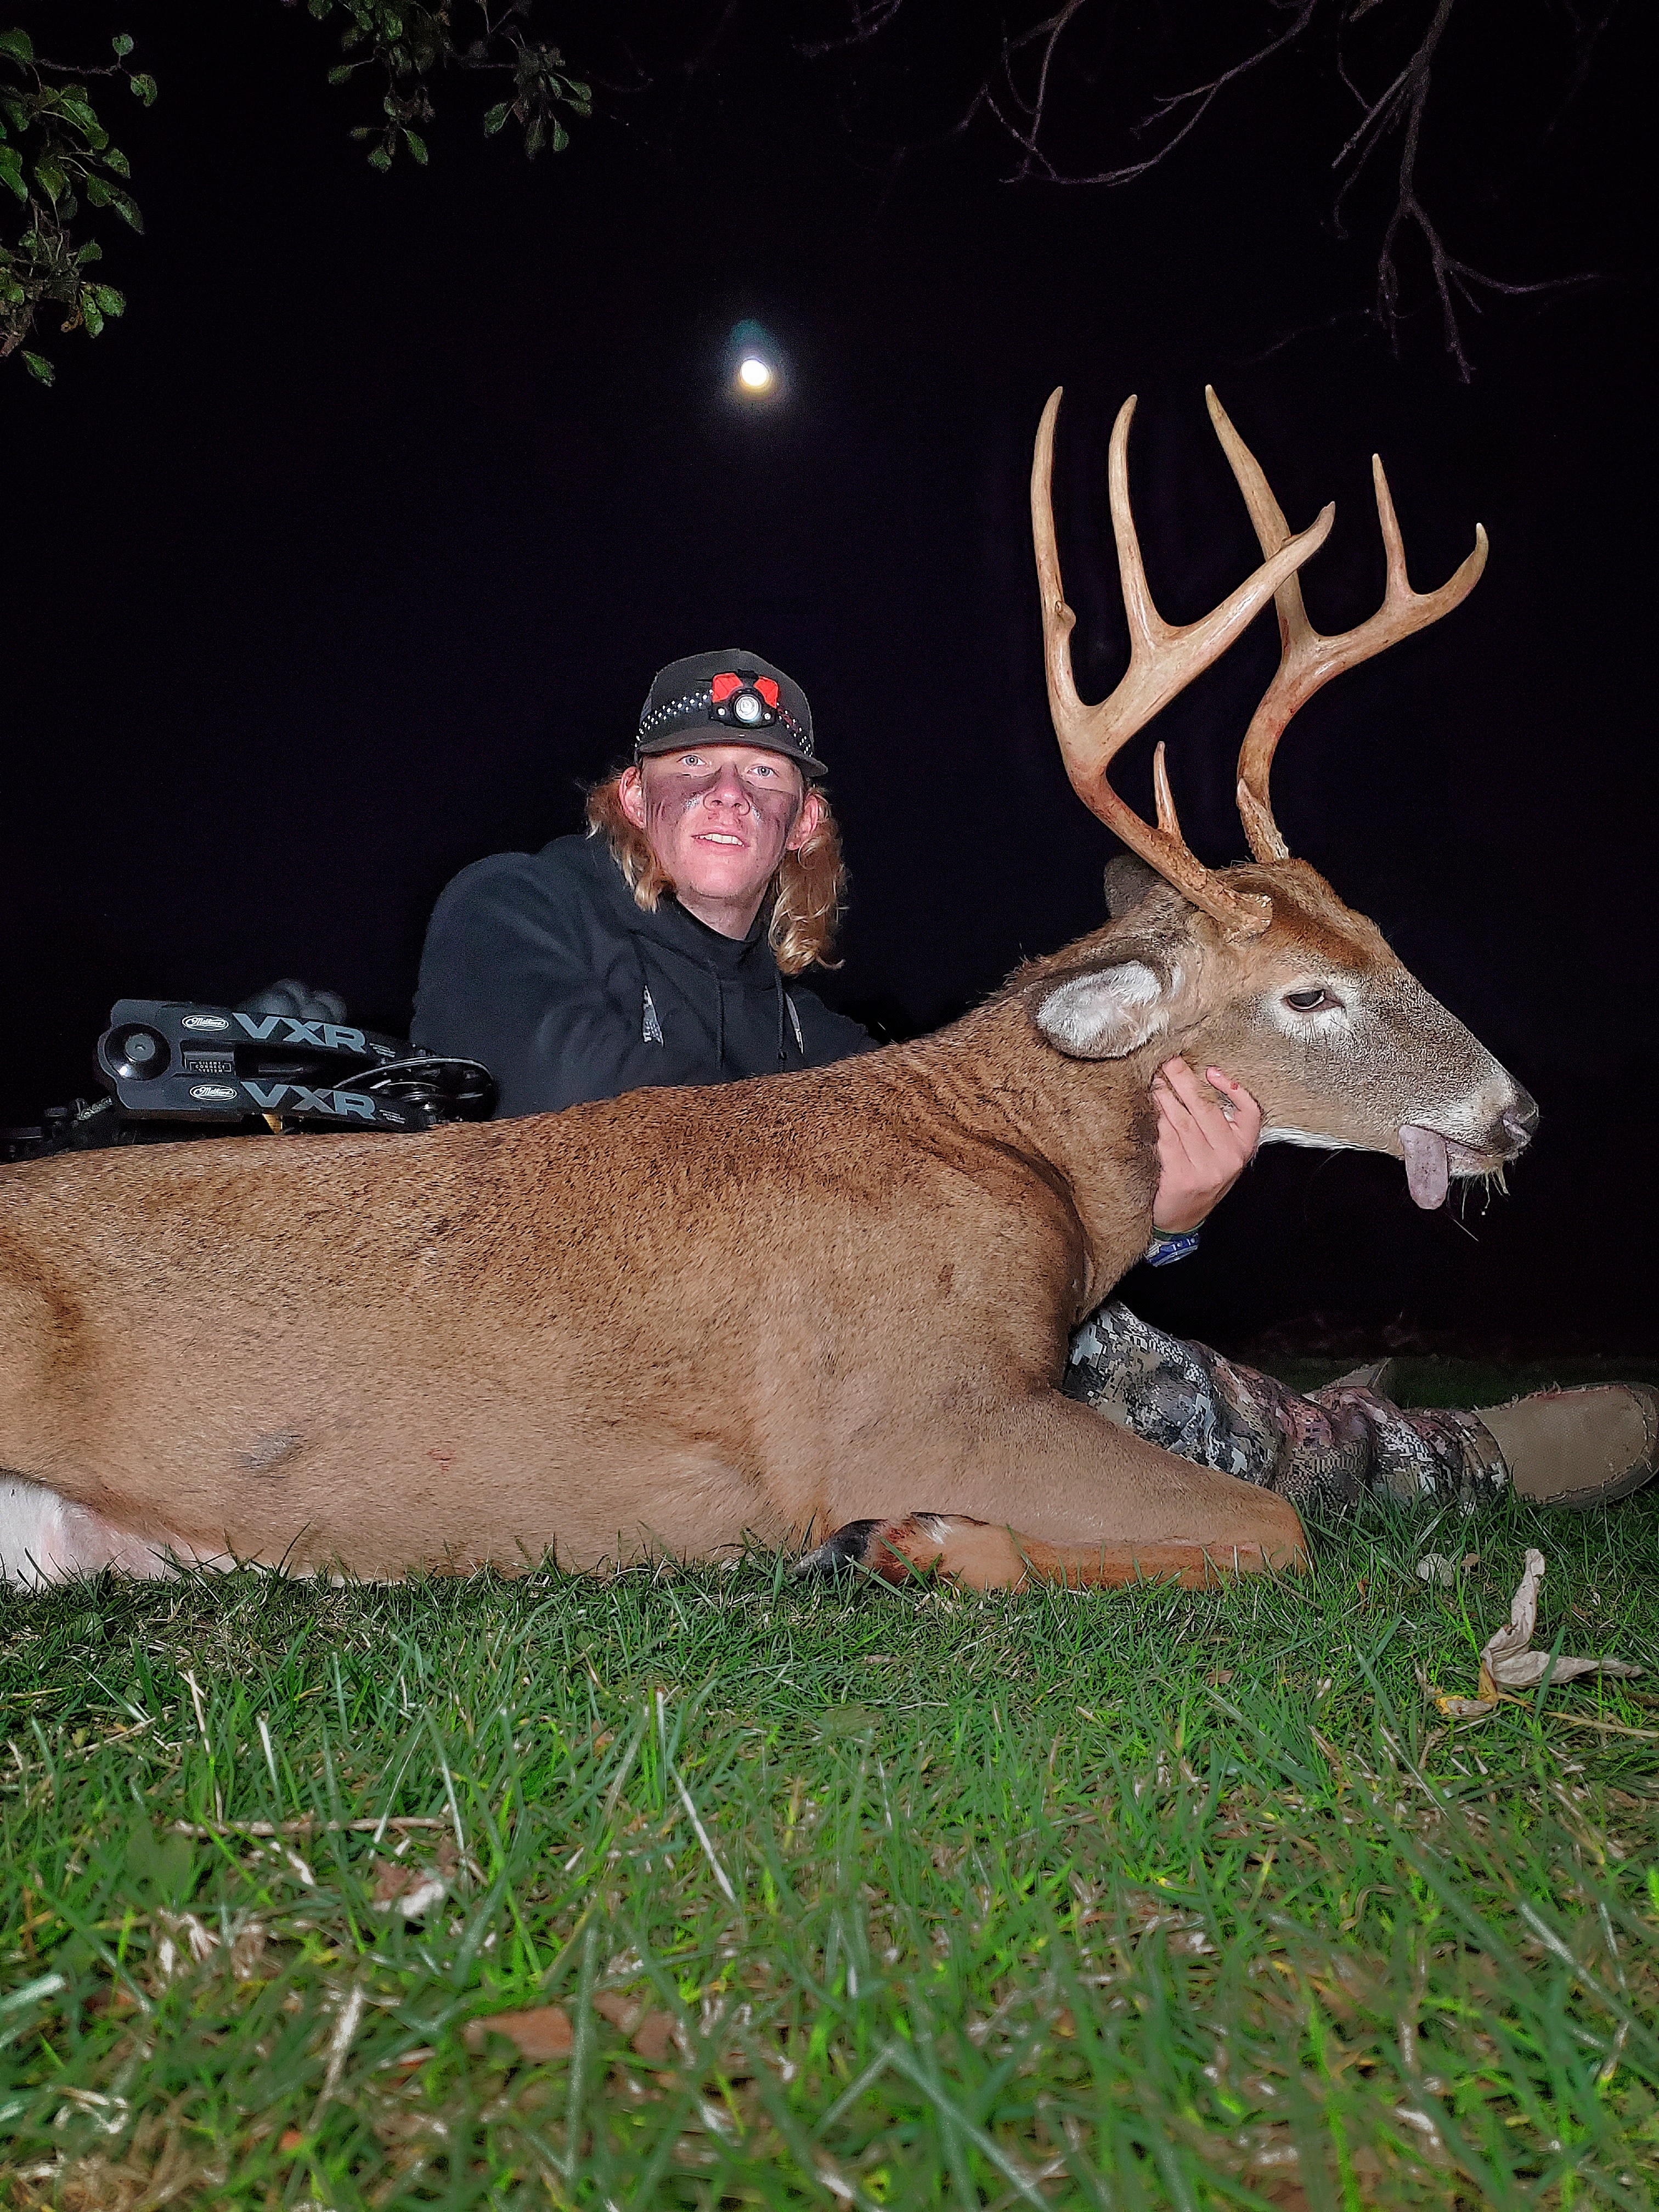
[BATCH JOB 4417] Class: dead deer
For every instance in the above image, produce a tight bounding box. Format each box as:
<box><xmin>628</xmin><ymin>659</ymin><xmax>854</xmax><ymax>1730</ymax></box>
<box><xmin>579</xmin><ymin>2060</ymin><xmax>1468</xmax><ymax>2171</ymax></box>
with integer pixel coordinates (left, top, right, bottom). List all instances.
<box><xmin>0</xmin><ymin>388</ymin><xmax>1534</xmax><ymax>1595</ymax></box>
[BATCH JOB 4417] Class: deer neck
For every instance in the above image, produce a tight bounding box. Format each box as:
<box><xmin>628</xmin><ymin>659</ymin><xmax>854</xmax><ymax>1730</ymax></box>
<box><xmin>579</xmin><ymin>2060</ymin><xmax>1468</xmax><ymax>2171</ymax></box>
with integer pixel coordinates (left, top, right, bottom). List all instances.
<box><xmin>885</xmin><ymin>998</ymin><xmax>1160</xmax><ymax>1315</ymax></box>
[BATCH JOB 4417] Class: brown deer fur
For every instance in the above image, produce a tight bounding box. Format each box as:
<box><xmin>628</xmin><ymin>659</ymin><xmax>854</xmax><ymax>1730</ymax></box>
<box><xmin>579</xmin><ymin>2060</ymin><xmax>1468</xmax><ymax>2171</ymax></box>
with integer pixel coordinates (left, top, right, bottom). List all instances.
<box><xmin>0</xmin><ymin>855</ymin><xmax>1530</xmax><ymax>1591</ymax></box>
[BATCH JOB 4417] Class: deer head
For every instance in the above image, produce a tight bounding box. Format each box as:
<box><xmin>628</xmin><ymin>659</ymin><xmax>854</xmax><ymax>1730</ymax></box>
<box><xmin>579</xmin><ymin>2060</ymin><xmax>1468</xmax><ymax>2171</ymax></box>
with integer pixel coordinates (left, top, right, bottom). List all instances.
<box><xmin>1029</xmin><ymin>386</ymin><xmax>1536</xmax><ymax>1209</ymax></box>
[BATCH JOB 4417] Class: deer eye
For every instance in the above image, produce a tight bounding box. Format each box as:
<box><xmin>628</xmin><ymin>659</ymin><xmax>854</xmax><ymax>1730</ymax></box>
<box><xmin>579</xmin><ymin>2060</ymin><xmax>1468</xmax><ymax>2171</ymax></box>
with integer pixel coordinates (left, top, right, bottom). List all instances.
<box><xmin>1284</xmin><ymin>988</ymin><xmax>1339</xmax><ymax>1013</ymax></box>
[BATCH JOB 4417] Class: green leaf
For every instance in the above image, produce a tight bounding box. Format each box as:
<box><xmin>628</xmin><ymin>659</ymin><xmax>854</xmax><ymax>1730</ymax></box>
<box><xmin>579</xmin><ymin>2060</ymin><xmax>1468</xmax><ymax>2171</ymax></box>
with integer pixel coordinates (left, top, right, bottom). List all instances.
<box><xmin>83</xmin><ymin>172</ymin><xmax>110</xmax><ymax>205</ymax></box>
<box><xmin>366</xmin><ymin>144</ymin><xmax>391</xmax><ymax>172</ymax></box>
<box><xmin>91</xmin><ymin>282</ymin><xmax>122</xmax><ymax>315</ymax></box>
<box><xmin>79</xmin><ymin>285</ymin><xmax>104</xmax><ymax>335</ymax></box>
<box><xmin>60</xmin><ymin>97</ymin><xmax>108</xmax><ymax>149</ymax></box>
<box><xmin>105</xmin><ymin>183</ymin><xmax>142</xmax><ymax>229</ymax></box>
<box><xmin>401</xmin><ymin>126</ymin><xmax>426</xmax><ymax>163</ymax></box>
<box><xmin>129</xmin><ymin>72</ymin><xmax>156</xmax><ymax>105</ymax></box>
<box><xmin>552</xmin><ymin>121</ymin><xmax>568</xmax><ymax>153</ymax></box>
<box><xmin>524</xmin><ymin>113</ymin><xmax>544</xmax><ymax>157</ymax></box>
<box><xmin>482</xmin><ymin>100</ymin><xmax>509</xmax><ymax>137</ymax></box>
<box><xmin>32</xmin><ymin>156</ymin><xmax>65</xmax><ymax>202</ymax></box>
<box><xmin>103</xmin><ymin>145</ymin><xmax>130</xmax><ymax>177</ymax></box>
<box><xmin>22</xmin><ymin>348</ymin><xmax>54</xmax><ymax>384</ymax></box>
<box><xmin>0</xmin><ymin>142</ymin><xmax>22</xmax><ymax>201</ymax></box>
<box><xmin>75</xmin><ymin>237</ymin><xmax>103</xmax><ymax>262</ymax></box>
<box><xmin>0</xmin><ymin>27</ymin><xmax>34</xmax><ymax>64</ymax></box>
<box><xmin>327</xmin><ymin>64</ymin><xmax>354</xmax><ymax>85</ymax></box>
<box><xmin>111</xmin><ymin>33</ymin><xmax>134</xmax><ymax>58</ymax></box>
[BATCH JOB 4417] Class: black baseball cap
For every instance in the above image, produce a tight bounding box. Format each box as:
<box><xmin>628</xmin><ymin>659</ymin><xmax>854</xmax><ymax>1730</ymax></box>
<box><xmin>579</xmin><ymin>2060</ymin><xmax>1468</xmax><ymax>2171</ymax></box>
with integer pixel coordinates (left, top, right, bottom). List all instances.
<box><xmin>635</xmin><ymin>649</ymin><xmax>826</xmax><ymax>780</ymax></box>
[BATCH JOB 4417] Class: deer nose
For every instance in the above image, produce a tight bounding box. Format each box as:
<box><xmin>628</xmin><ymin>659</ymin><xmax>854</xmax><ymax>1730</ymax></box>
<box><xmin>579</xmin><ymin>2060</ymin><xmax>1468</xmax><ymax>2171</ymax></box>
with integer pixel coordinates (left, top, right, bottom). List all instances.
<box><xmin>1501</xmin><ymin>1089</ymin><xmax>1539</xmax><ymax>1150</ymax></box>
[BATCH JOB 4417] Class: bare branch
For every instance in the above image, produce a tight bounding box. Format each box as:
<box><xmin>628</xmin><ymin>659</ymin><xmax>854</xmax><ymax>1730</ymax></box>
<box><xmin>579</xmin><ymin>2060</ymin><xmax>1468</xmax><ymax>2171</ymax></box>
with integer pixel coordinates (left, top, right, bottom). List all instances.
<box><xmin>797</xmin><ymin>0</ymin><xmax>1616</xmax><ymax>374</ymax></box>
<box><xmin>797</xmin><ymin>0</ymin><xmax>911</xmax><ymax>58</ymax></box>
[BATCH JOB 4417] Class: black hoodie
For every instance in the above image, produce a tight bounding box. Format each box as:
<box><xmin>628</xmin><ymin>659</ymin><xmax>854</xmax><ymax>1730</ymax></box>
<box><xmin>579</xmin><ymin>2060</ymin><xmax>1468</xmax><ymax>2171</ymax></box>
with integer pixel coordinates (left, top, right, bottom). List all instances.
<box><xmin>411</xmin><ymin>833</ymin><xmax>872</xmax><ymax>1118</ymax></box>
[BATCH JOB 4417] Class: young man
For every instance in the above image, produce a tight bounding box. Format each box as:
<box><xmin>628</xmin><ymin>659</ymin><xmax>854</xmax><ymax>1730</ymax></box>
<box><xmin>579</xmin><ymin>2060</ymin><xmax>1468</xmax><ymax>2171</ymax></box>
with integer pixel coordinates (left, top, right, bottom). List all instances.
<box><xmin>414</xmin><ymin>650</ymin><xmax>1656</xmax><ymax>1516</ymax></box>
<box><xmin>413</xmin><ymin>653</ymin><xmax>867</xmax><ymax>1115</ymax></box>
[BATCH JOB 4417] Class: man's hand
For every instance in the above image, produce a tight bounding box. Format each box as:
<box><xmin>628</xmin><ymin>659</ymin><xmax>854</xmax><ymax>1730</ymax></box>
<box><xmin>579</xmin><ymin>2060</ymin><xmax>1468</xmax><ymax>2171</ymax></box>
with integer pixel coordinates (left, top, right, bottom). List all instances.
<box><xmin>1150</xmin><ymin>1058</ymin><xmax>1262</xmax><ymax>1233</ymax></box>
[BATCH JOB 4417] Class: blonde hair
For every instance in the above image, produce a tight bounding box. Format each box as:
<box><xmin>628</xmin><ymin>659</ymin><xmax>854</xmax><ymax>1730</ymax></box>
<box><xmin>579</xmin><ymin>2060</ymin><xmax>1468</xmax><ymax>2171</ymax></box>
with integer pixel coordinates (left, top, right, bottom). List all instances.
<box><xmin>584</xmin><ymin>766</ymin><xmax>846</xmax><ymax>975</ymax></box>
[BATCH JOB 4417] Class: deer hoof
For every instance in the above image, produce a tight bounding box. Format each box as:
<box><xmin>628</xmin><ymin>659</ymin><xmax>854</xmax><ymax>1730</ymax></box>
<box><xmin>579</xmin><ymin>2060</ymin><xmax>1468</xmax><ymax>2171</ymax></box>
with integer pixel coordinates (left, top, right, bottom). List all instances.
<box><xmin>792</xmin><ymin>1520</ymin><xmax>887</xmax><ymax>1579</ymax></box>
<box><xmin>793</xmin><ymin>1514</ymin><xmax>964</xmax><ymax>1585</ymax></box>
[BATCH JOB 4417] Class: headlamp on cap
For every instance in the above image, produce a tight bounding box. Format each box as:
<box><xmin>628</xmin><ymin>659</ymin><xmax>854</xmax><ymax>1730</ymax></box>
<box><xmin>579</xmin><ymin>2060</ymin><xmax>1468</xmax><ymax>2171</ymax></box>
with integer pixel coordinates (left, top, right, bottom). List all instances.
<box><xmin>711</xmin><ymin>672</ymin><xmax>782</xmax><ymax>730</ymax></box>
<box><xmin>634</xmin><ymin>648</ymin><xmax>826</xmax><ymax>777</ymax></box>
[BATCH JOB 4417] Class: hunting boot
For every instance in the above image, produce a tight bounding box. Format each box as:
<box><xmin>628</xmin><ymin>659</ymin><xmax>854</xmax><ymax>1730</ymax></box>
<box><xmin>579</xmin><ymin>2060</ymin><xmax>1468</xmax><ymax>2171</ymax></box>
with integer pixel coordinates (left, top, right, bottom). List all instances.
<box><xmin>1466</xmin><ymin>1385</ymin><xmax>1659</xmax><ymax>1508</ymax></box>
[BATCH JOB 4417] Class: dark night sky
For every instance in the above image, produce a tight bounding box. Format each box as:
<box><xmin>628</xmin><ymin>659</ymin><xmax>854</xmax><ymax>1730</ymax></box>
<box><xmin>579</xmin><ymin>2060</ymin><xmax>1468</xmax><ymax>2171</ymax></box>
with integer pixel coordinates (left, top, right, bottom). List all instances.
<box><xmin>3</xmin><ymin>3</ymin><xmax>1653</xmax><ymax>1353</ymax></box>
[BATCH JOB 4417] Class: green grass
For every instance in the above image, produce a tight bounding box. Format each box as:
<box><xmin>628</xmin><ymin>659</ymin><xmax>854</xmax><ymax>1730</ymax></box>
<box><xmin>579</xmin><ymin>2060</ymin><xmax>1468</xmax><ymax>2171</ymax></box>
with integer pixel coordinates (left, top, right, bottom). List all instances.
<box><xmin>3</xmin><ymin>1488</ymin><xmax>1657</xmax><ymax>2209</ymax></box>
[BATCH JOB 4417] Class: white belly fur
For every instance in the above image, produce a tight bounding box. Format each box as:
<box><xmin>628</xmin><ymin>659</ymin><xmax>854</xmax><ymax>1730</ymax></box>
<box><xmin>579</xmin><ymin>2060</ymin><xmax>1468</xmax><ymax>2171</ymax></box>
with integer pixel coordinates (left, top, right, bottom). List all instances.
<box><xmin>0</xmin><ymin>1477</ymin><xmax>189</xmax><ymax>1589</ymax></box>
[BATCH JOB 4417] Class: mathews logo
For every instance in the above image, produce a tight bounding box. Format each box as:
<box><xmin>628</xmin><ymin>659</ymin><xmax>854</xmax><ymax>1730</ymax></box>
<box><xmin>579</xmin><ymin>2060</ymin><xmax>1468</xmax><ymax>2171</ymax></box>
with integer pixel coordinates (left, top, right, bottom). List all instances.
<box><xmin>189</xmin><ymin>1082</ymin><xmax>239</xmax><ymax>1103</ymax></box>
<box><xmin>182</xmin><ymin>1014</ymin><xmax>232</xmax><ymax>1032</ymax></box>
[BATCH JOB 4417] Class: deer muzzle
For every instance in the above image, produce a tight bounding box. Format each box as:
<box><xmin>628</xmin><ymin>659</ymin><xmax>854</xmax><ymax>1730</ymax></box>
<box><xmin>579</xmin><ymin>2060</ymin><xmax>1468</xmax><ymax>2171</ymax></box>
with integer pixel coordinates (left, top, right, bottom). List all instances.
<box><xmin>1399</xmin><ymin>1081</ymin><xmax>1538</xmax><ymax>1210</ymax></box>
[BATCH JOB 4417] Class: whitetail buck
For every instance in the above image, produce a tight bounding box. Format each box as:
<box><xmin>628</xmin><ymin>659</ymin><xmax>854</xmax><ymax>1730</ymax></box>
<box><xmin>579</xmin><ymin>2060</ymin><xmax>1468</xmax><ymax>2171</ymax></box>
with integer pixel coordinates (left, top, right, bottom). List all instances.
<box><xmin>0</xmin><ymin>387</ymin><xmax>1535</xmax><ymax>1595</ymax></box>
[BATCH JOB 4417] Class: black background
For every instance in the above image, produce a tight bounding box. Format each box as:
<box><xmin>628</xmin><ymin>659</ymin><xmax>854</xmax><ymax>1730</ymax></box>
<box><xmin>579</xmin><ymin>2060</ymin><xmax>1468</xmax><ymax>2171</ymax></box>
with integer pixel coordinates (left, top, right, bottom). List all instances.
<box><xmin>3</xmin><ymin>4</ymin><xmax>1652</xmax><ymax>1353</ymax></box>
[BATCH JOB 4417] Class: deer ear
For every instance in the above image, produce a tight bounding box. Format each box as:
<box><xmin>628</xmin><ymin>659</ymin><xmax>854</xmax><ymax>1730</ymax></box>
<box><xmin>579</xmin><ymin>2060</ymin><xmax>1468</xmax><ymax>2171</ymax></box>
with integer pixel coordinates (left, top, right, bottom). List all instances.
<box><xmin>1035</xmin><ymin>959</ymin><xmax>1170</xmax><ymax>1060</ymax></box>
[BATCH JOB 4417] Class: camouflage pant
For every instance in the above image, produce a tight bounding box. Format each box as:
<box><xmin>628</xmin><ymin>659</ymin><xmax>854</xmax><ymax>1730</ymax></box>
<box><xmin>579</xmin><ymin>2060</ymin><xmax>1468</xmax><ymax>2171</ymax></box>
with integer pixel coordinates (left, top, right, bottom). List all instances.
<box><xmin>1063</xmin><ymin>1302</ymin><xmax>1508</xmax><ymax>1514</ymax></box>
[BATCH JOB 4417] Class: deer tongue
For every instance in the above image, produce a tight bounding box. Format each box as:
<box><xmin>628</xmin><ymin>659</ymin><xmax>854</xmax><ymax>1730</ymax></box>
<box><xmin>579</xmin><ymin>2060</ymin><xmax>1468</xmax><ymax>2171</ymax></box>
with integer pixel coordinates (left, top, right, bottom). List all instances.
<box><xmin>1400</xmin><ymin>1125</ymin><xmax>1450</xmax><ymax>1210</ymax></box>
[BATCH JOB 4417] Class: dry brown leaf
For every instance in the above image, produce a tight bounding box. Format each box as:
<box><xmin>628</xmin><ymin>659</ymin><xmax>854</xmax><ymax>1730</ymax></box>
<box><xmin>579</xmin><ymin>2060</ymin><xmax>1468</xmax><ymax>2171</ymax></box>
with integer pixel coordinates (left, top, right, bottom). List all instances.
<box><xmin>1434</xmin><ymin>1695</ymin><xmax>1498</xmax><ymax>1722</ymax></box>
<box><xmin>371</xmin><ymin>1857</ymin><xmax>447</xmax><ymax>1920</ymax></box>
<box><xmin>630</xmin><ymin>2009</ymin><xmax>678</xmax><ymax>2062</ymax></box>
<box><xmin>1432</xmin><ymin>1550</ymin><xmax>1641</xmax><ymax>1720</ymax></box>
<box><xmin>590</xmin><ymin>1989</ymin><xmax>678</xmax><ymax>2061</ymax></box>
<box><xmin>1481</xmin><ymin>1550</ymin><xmax>1642</xmax><ymax>1691</ymax></box>
<box><xmin>463</xmin><ymin>2005</ymin><xmax>574</xmax><ymax>2062</ymax></box>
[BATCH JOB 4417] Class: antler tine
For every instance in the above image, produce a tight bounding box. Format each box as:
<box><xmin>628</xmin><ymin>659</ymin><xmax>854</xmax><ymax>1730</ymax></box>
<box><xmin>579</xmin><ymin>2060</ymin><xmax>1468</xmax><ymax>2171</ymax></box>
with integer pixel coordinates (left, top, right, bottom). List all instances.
<box><xmin>1206</xmin><ymin>384</ymin><xmax>1489</xmax><ymax>864</ymax></box>
<box><xmin>1151</xmin><ymin>742</ymin><xmax>1182</xmax><ymax>839</ymax></box>
<box><xmin>1032</xmin><ymin>387</ymin><xmax>1334</xmax><ymax>943</ymax></box>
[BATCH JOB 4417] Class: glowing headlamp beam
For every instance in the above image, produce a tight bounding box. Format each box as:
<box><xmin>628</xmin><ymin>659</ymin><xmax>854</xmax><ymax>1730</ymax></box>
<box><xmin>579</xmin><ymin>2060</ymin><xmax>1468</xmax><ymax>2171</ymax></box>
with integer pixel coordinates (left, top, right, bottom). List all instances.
<box><xmin>736</xmin><ymin>356</ymin><xmax>774</xmax><ymax>392</ymax></box>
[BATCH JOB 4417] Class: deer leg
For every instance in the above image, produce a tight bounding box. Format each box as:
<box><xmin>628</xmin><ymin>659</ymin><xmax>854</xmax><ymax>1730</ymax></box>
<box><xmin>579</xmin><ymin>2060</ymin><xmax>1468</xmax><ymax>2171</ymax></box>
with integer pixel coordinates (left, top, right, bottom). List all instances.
<box><xmin>797</xmin><ymin>1511</ymin><xmax>1287</xmax><ymax>1590</ymax></box>
<box><xmin>801</xmin><ymin>1391</ymin><xmax>1308</xmax><ymax>1589</ymax></box>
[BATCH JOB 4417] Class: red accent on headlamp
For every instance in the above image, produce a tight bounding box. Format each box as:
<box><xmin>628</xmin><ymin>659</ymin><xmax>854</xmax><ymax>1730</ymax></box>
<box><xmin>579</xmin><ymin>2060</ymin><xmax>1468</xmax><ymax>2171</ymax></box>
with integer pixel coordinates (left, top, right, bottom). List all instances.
<box><xmin>709</xmin><ymin>673</ymin><xmax>743</xmax><ymax>703</ymax></box>
<box><xmin>754</xmin><ymin>678</ymin><xmax>781</xmax><ymax>709</ymax></box>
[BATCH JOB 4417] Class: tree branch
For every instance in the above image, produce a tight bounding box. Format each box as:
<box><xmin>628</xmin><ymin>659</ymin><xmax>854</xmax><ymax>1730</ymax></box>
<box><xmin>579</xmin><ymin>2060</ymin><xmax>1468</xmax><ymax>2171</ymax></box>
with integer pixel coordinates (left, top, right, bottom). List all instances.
<box><xmin>797</xmin><ymin>0</ymin><xmax>1617</xmax><ymax>374</ymax></box>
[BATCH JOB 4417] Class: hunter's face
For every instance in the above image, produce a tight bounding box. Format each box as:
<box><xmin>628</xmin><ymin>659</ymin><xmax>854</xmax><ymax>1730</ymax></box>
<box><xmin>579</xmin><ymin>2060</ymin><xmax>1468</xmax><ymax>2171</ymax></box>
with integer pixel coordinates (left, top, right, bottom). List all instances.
<box><xmin>620</xmin><ymin>746</ymin><xmax>820</xmax><ymax>932</ymax></box>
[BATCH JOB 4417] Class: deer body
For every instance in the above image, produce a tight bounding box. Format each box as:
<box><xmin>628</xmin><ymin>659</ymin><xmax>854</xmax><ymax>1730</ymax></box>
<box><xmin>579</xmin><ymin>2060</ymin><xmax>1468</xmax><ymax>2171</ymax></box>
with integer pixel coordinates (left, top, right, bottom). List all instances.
<box><xmin>0</xmin><ymin>856</ymin><xmax>1527</xmax><ymax>1589</ymax></box>
<box><xmin>0</xmin><ymin>986</ymin><xmax>1160</xmax><ymax>1582</ymax></box>
<box><xmin>0</xmin><ymin>385</ymin><xmax>1534</xmax><ymax>1592</ymax></box>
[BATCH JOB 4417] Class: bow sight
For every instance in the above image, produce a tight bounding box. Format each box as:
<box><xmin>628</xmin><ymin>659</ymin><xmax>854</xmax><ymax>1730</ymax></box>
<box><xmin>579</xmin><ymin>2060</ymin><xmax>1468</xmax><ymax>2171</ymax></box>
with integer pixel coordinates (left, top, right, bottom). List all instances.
<box><xmin>2</xmin><ymin>1000</ymin><xmax>496</xmax><ymax>1163</ymax></box>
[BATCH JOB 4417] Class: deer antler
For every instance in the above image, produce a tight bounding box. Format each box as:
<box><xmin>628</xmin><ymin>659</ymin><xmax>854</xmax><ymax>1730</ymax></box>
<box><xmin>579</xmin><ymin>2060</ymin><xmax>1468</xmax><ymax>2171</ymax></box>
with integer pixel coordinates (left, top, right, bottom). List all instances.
<box><xmin>1205</xmin><ymin>384</ymin><xmax>1489</xmax><ymax>864</ymax></box>
<box><xmin>1032</xmin><ymin>388</ymin><xmax>1334</xmax><ymax>943</ymax></box>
